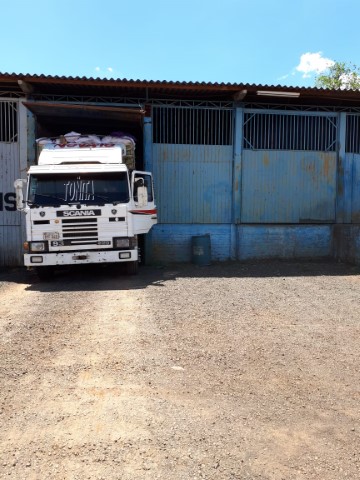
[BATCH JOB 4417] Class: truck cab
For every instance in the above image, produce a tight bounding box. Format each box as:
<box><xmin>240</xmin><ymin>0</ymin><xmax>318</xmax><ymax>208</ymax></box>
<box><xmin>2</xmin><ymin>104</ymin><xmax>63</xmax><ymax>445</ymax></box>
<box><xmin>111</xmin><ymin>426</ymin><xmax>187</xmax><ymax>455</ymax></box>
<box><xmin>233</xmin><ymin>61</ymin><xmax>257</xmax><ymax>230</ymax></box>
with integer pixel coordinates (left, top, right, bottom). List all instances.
<box><xmin>15</xmin><ymin>138</ymin><xmax>157</xmax><ymax>278</ymax></box>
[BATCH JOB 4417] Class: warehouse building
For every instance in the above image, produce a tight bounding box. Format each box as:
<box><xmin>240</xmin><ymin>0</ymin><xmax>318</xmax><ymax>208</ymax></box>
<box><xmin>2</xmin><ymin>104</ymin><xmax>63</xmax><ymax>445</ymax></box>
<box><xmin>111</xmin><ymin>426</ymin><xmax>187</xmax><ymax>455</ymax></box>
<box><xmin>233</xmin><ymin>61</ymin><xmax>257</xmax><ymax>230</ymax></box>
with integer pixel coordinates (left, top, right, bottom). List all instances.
<box><xmin>1</xmin><ymin>73</ymin><xmax>360</xmax><ymax>267</ymax></box>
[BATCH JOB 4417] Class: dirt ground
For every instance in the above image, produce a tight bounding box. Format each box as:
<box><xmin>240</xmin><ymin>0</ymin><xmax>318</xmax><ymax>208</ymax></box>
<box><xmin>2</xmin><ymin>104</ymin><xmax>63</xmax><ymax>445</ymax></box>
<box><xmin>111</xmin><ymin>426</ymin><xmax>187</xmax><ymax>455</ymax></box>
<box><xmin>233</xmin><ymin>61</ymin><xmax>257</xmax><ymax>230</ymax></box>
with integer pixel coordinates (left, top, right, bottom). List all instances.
<box><xmin>0</xmin><ymin>261</ymin><xmax>359</xmax><ymax>480</ymax></box>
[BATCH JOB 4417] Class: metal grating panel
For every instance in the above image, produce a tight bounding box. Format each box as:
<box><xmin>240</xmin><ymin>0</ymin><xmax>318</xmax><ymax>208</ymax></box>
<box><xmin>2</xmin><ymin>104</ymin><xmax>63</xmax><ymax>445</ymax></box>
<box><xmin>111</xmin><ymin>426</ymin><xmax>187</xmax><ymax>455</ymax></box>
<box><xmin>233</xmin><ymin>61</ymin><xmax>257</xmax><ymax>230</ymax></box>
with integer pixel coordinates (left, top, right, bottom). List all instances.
<box><xmin>152</xmin><ymin>106</ymin><xmax>233</xmax><ymax>145</ymax></box>
<box><xmin>0</xmin><ymin>99</ymin><xmax>22</xmax><ymax>266</ymax></box>
<box><xmin>243</xmin><ymin>111</ymin><xmax>337</xmax><ymax>151</ymax></box>
<box><xmin>0</xmin><ymin>100</ymin><xmax>18</xmax><ymax>143</ymax></box>
<box><xmin>346</xmin><ymin>114</ymin><xmax>360</xmax><ymax>153</ymax></box>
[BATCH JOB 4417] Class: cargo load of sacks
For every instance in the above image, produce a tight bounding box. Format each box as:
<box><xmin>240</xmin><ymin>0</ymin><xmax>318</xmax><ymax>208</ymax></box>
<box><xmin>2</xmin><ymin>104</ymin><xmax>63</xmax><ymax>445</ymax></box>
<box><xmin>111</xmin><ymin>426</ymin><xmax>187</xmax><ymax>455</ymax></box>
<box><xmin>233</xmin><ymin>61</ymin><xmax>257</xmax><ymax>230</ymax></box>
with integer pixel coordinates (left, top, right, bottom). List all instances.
<box><xmin>36</xmin><ymin>131</ymin><xmax>136</xmax><ymax>149</ymax></box>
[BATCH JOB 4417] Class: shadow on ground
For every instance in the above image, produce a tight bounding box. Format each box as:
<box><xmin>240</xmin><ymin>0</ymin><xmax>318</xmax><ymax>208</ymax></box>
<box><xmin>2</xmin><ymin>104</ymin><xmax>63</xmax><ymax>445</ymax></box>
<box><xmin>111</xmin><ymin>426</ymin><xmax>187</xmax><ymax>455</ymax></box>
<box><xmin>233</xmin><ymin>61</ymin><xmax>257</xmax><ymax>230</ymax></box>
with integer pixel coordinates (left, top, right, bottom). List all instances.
<box><xmin>0</xmin><ymin>260</ymin><xmax>359</xmax><ymax>294</ymax></box>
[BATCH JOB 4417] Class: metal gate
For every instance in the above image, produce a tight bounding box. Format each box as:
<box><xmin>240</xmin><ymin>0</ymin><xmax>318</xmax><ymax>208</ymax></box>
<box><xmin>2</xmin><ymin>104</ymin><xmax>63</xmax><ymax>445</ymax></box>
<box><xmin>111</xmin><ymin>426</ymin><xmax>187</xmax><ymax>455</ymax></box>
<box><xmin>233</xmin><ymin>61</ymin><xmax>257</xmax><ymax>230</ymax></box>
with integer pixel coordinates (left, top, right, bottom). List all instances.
<box><xmin>345</xmin><ymin>114</ymin><xmax>360</xmax><ymax>223</ymax></box>
<box><xmin>0</xmin><ymin>99</ymin><xmax>25</xmax><ymax>266</ymax></box>
<box><xmin>152</xmin><ymin>105</ymin><xmax>234</xmax><ymax>224</ymax></box>
<box><xmin>241</xmin><ymin>110</ymin><xmax>338</xmax><ymax>223</ymax></box>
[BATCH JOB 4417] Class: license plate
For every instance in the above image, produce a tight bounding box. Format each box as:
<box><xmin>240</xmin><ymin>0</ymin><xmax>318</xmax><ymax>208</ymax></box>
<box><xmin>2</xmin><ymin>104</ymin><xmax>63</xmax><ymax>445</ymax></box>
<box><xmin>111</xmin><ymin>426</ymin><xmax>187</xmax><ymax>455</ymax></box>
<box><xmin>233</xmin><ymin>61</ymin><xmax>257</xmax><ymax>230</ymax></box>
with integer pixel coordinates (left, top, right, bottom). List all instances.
<box><xmin>43</xmin><ymin>232</ymin><xmax>60</xmax><ymax>240</ymax></box>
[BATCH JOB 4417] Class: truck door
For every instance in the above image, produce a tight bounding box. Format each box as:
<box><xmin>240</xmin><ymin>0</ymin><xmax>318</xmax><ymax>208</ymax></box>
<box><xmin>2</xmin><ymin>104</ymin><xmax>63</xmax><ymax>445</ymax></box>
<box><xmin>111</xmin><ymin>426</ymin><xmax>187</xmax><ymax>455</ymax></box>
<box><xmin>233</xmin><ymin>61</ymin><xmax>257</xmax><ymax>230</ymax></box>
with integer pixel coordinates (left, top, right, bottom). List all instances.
<box><xmin>130</xmin><ymin>171</ymin><xmax>157</xmax><ymax>234</ymax></box>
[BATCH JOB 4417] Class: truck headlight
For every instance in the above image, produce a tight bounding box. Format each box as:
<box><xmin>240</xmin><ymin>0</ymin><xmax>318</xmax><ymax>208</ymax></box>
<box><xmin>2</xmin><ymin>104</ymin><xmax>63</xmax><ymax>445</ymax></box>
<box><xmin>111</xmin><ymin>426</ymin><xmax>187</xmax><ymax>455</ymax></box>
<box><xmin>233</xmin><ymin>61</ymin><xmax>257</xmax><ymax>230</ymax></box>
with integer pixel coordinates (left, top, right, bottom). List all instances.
<box><xmin>29</xmin><ymin>241</ymin><xmax>48</xmax><ymax>252</ymax></box>
<box><xmin>113</xmin><ymin>237</ymin><xmax>130</xmax><ymax>249</ymax></box>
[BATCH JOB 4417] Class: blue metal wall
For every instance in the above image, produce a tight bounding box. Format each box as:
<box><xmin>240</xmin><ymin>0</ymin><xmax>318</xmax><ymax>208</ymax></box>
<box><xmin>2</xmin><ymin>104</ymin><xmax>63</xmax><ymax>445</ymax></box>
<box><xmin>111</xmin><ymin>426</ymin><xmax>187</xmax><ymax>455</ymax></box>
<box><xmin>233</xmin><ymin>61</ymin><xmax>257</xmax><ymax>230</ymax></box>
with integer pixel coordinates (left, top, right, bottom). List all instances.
<box><xmin>333</xmin><ymin>225</ymin><xmax>360</xmax><ymax>264</ymax></box>
<box><xmin>149</xmin><ymin>224</ymin><xmax>232</xmax><ymax>263</ymax></box>
<box><xmin>337</xmin><ymin>152</ymin><xmax>360</xmax><ymax>224</ymax></box>
<box><xmin>152</xmin><ymin>144</ymin><xmax>233</xmax><ymax>224</ymax></box>
<box><xmin>241</xmin><ymin>151</ymin><xmax>336</xmax><ymax>223</ymax></box>
<box><xmin>149</xmin><ymin>224</ymin><xmax>332</xmax><ymax>262</ymax></box>
<box><xmin>145</xmin><ymin>108</ymin><xmax>360</xmax><ymax>264</ymax></box>
<box><xmin>236</xmin><ymin>225</ymin><xmax>332</xmax><ymax>260</ymax></box>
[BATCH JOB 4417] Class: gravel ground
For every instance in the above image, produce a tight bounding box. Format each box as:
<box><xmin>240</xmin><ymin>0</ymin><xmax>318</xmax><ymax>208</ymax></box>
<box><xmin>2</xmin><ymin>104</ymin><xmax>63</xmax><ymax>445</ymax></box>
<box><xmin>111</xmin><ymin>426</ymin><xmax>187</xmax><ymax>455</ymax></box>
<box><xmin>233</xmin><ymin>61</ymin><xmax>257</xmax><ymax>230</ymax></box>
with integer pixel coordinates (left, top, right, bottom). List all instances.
<box><xmin>0</xmin><ymin>261</ymin><xmax>359</xmax><ymax>480</ymax></box>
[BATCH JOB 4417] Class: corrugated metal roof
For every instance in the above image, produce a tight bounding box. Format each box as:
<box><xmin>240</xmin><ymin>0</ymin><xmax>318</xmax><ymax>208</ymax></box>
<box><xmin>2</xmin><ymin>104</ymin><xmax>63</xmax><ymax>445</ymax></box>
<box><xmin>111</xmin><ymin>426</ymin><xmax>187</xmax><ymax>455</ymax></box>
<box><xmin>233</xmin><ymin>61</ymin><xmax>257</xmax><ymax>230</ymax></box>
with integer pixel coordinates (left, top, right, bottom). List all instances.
<box><xmin>1</xmin><ymin>72</ymin><xmax>360</xmax><ymax>105</ymax></box>
<box><xmin>0</xmin><ymin>71</ymin><xmax>343</xmax><ymax>90</ymax></box>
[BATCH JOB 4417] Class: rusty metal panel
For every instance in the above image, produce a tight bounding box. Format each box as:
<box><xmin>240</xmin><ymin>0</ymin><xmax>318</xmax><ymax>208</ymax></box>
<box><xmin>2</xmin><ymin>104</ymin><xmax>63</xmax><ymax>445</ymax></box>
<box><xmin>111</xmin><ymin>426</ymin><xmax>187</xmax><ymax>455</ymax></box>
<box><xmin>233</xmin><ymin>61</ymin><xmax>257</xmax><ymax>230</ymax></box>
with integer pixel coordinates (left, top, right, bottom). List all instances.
<box><xmin>0</xmin><ymin>99</ymin><xmax>23</xmax><ymax>266</ymax></box>
<box><xmin>152</xmin><ymin>144</ymin><xmax>233</xmax><ymax>224</ymax></box>
<box><xmin>241</xmin><ymin>151</ymin><xmax>336</xmax><ymax>223</ymax></box>
<box><xmin>344</xmin><ymin>117</ymin><xmax>360</xmax><ymax>223</ymax></box>
<box><xmin>0</xmin><ymin>142</ymin><xmax>20</xmax><ymax>226</ymax></box>
<box><xmin>237</xmin><ymin>225</ymin><xmax>332</xmax><ymax>260</ymax></box>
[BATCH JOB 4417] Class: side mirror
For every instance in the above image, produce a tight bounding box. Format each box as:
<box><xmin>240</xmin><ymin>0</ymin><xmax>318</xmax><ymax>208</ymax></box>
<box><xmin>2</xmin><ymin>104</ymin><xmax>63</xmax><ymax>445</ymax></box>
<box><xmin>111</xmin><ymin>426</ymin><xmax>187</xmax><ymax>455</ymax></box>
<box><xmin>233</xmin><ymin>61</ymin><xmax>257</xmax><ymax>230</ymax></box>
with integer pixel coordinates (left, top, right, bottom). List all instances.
<box><xmin>14</xmin><ymin>178</ymin><xmax>27</xmax><ymax>211</ymax></box>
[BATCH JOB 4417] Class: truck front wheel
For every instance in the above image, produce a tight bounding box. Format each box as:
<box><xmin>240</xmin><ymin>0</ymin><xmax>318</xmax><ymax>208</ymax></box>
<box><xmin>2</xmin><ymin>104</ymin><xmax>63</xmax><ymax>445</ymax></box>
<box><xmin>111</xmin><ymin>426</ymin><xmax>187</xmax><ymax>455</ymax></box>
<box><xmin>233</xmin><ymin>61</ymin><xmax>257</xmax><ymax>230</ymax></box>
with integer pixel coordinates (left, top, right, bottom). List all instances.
<box><xmin>124</xmin><ymin>261</ymin><xmax>139</xmax><ymax>275</ymax></box>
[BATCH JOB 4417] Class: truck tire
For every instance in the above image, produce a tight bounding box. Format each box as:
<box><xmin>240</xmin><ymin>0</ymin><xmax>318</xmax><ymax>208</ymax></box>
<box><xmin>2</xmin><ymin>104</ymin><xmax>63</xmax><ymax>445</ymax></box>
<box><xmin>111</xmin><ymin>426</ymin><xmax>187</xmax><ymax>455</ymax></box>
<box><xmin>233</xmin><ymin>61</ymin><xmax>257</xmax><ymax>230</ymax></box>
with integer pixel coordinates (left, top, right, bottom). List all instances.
<box><xmin>124</xmin><ymin>261</ymin><xmax>139</xmax><ymax>275</ymax></box>
<box><xmin>36</xmin><ymin>266</ymin><xmax>54</xmax><ymax>281</ymax></box>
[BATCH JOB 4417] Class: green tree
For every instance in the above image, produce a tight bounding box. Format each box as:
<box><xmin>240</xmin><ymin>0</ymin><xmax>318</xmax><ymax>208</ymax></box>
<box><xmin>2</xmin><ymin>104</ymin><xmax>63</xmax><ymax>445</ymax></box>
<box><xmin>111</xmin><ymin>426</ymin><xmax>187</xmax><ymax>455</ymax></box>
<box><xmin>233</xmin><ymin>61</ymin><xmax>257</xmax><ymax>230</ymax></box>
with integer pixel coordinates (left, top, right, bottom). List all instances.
<box><xmin>316</xmin><ymin>61</ymin><xmax>360</xmax><ymax>90</ymax></box>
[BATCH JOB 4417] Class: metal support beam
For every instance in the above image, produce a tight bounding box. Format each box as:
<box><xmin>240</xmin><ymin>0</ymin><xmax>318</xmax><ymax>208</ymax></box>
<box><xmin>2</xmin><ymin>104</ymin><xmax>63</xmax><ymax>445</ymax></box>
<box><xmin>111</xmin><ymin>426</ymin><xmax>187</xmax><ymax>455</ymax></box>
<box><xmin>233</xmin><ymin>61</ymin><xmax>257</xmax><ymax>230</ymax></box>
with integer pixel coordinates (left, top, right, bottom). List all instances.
<box><xmin>336</xmin><ymin>112</ymin><xmax>352</xmax><ymax>223</ymax></box>
<box><xmin>231</xmin><ymin>107</ymin><xmax>244</xmax><ymax>259</ymax></box>
<box><xmin>143</xmin><ymin>116</ymin><xmax>152</xmax><ymax>171</ymax></box>
<box><xmin>143</xmin><ymin>116</ymin><xmax>154</xmax><ymax>264</ymax></box>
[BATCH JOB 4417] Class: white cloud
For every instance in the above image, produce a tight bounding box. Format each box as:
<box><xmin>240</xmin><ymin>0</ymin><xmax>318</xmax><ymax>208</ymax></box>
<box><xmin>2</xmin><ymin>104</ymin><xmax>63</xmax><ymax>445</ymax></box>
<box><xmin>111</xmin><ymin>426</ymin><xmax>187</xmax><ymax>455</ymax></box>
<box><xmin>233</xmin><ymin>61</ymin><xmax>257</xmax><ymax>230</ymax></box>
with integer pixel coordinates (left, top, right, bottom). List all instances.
<box><xmin>94</xmin><ymin>66</ymin><xmax>117</xmax><ymax>78</ymax></box>
<box><xmin>296</xmin><ymin>52</ymin><xmax>334</xmax><ymax>78</ymax></box>
<box><xmin>278</xmin><ymin>73</ymin><xmax>289</xmax><ymax>81</ymax></box>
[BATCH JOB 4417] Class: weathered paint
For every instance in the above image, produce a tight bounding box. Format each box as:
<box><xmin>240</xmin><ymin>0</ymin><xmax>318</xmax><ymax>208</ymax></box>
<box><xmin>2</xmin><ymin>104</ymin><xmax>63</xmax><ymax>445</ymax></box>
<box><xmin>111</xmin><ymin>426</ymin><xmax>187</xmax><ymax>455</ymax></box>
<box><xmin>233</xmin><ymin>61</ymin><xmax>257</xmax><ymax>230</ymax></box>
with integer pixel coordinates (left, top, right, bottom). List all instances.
<box><xmin>336</xmin><ymin>112</ymin><xmax>347</xmax><ymax>223</ymax></box>
<box><xmin>149</xmin><ymin>223</ymin><xmax>332</xmax><ymax>264</ymax></box>
<box><xmin>150</xmin><ymin>224</ymin><xmax>232</xmax><ymax>263</ymax></box>
<box><xmin>333</xmin><ymin>225</ymin><xmax>360</xmax><ymax>265</ymax></box>
<box><xmin>147</xmin><ymin>107</ymin><xmax>353</xmax><ymax>265</ymax></box>
<box><xmin>27</xmin><ymin>108</ymin><xmax>36</xmax><ymax>167</ymax></box>
<box><xmin>0</xmin><ymin>101</ymin><xmax>29</xmax><ymax>266</ymax></box>
<box><xmin>0</xmin><ymin>226</ymin><xmax>23</xmax><ymax>266</ymax></box>
<box><xmin>0</xmin><ymin>142</ymin><xmax>19</xmax><ymax>226</ymax></box>
<box><xmin>241</xmin><ymin>150</ymin><xmax>336</xmax><ymax>223</ymax></box>
<box><xmin>339</xmin><ymin>154</ymin><xmax>353</xmax><ymax>223</ymax></box>
<box><xmin>232</xmin><ymin>108</ymin><xmax>243</xmax><ymax>225</ymax></box>
<box><xmin>152</xmin><ymin>144</ymin><xmax>233</xmax><ymax>224</ymax></box>
<box><xmin>237</xmin><ymin>225</ymin><xmax>332</xmax><ymax>260</ymax></box>
<box><xmin>143</xmin><ymin>116</ymin><xmax>154</xmax><ymax>263</ymax></box>
<box><xmin>2</xmin><ymin>99</ymin><xmax>359</xmax><ymax>267</ymax></box>
<box><xmin>0</xmin><ymin>100</ymin><xmax>28</xmax><ymax>266</ymax></box>
<box><xmin>337</xmin><ymin>152</ymin><xmax>360</xmax><ymax>224</ymax></box>
<box><xmin>143</xmin><ymin>116</ymin><xmax>152</xmax><ymax>172</ymax></box>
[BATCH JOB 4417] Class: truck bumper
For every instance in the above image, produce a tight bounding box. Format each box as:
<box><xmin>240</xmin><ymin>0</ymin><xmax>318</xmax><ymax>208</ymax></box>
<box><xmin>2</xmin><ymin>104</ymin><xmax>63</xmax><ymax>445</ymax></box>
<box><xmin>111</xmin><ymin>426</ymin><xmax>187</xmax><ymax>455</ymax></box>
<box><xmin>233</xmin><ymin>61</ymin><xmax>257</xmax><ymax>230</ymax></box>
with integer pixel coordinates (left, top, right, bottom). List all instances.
<box><xmin>24</xmin><ymin>249</ymin><xmax>138</xmax><ymax>267</ymax></box>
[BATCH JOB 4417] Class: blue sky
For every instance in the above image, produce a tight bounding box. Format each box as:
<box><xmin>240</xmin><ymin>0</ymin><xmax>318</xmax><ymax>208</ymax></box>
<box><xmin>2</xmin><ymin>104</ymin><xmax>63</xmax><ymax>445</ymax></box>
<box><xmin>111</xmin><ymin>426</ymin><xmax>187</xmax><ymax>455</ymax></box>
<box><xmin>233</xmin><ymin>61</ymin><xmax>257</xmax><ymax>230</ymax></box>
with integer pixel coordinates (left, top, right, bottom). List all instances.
<box><xmin>2</xmin><ymin>0</ymin><xmax>359</xmax><ymax>87</ymax></box>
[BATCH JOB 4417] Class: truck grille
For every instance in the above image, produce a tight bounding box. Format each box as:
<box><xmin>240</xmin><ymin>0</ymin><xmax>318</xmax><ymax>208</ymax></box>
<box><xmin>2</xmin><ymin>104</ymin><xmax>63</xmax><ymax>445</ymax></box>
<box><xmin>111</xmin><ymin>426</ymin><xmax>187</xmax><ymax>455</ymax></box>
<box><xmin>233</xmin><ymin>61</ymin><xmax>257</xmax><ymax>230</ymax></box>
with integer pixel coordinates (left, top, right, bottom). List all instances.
<box><xmin>61</xmin><ymin>218</ymin><xmax>98</xmax><ymax>245</ymax></box>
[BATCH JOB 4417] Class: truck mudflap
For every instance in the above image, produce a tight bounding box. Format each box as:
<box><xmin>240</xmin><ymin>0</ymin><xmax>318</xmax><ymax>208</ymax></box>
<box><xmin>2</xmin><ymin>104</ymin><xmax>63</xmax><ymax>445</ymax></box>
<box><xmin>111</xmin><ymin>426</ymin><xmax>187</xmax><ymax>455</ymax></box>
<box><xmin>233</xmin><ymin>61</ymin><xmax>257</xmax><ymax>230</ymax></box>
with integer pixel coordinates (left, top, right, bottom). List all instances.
<box><xmin>24</xmin><ymin>249</ymin><xmax>138</xmax><ymax>267</ymax></box>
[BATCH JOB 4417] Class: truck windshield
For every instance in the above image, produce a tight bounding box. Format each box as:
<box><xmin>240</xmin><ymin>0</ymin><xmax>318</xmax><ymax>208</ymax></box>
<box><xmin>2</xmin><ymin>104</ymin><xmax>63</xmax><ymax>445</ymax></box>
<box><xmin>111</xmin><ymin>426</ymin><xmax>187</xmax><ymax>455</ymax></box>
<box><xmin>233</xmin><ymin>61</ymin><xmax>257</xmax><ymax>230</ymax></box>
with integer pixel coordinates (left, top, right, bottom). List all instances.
<box><xmin>28</xmin><ymin>172</ymin><xmax>130</xmax><ymax>206</ymax></box>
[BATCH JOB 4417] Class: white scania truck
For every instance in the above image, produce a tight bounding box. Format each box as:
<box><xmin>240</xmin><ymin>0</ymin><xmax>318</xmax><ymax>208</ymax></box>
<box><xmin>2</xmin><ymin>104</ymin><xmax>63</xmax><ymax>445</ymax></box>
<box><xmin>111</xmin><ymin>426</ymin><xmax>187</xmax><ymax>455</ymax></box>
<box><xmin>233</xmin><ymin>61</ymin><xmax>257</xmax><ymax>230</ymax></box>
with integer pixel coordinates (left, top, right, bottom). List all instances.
<box><xmin>14</xmin><ymin>135</ymin><xmax>157</xmax><ymax>279</ymax></box>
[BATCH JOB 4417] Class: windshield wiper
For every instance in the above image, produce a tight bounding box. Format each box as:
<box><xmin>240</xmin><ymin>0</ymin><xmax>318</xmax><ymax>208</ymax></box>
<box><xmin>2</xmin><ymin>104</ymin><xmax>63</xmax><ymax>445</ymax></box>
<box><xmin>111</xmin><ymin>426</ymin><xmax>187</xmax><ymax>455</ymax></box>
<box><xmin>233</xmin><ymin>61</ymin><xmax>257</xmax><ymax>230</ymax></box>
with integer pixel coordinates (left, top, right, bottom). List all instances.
<box><xmin>31</xmin><ymin>193</ymin><xmax>67</xmax><ymax>203</ymax></box>
<box><xmin>92</xmin><ymin>194</ymin><xmax>111</xmax><ymax>202</ymax></box>
<box><xmin>112</xmin><ymin>197</ymin><xmax>130</xmax><ymax>205</ymax></box>
<box><xmin>91</xmin><ymin>194</ymin><xmax>130</xmax><ymax>205</ymax></box>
